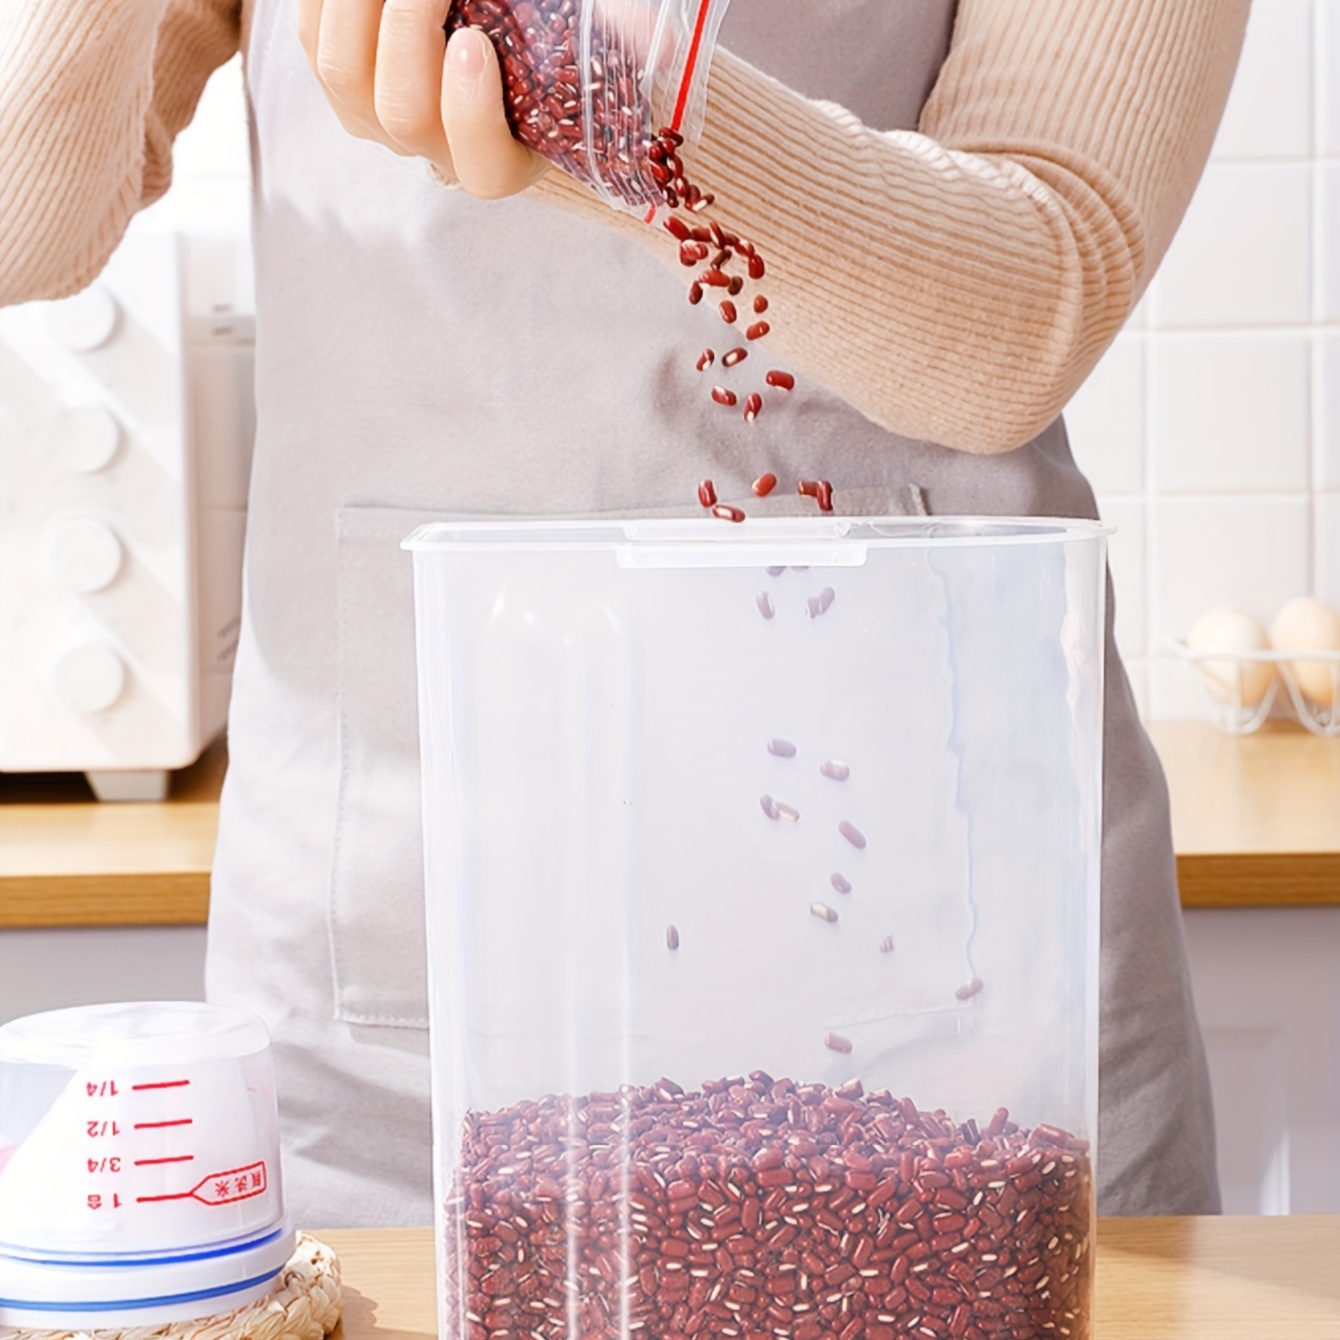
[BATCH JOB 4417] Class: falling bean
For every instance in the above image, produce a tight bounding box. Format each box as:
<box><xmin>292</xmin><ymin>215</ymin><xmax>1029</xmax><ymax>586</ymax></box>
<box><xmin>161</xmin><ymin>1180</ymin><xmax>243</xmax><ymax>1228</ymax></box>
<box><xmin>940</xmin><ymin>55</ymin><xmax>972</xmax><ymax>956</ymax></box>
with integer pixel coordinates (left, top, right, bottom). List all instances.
<box><xmin>697</xmin><ymin>479</ymin><xmax>717</xmax><ymax>508</ymax></box>
<box><xmin>820</xmin><ymin>760</ymin><xmax>851</xmax><ymax>781</ymax></box>
<box><xmin>711</xmin><ymin>386</ymin><xmax>737</xmax><ymax>407</ymax></box>
<box><xmin>712</xmin><ymin>503</ymin><xmax>745</xmax><ymax>523</ymax></box>
<box><xmin>743</xmin><ymin>393</ymin><xmax>763</xmax><ymax>423</ymax></box>
<box><xmin>775</xmin><ymin>800</ymin><xmax>801</xmax><ymax>822</ymax></box>
<box><xmin>753</xmin><ymin>473</ymin><xmax>778</xmax><ymax>497</ymax></box>
<box><xmin>722</xmin><ymin>347</ymin><xmax>748</xmax><ymax>367</ymax></box>
<box><xmin>824</xmin><ymin>1032</ymin><xmax>853</xmax><ymax>1054</ymax></box>
<box><xmin>696</xmin><ymin>348</ymin><xmax>715</xmax><ymax>371</ymax></box>
<box><xmin>879</xmin><ymin>935</ymin><xmax>895</xmax><ymax>954</ymax></box>
<box><xmin>756</xmin><ymin>591</ymin><xmax>775</xmax><ymax>619</ymax></box>
<box><xmin>753</xmin><ymin>294</ymin><xmax>769</xmax><ymax>314</ymax></box>
<box><xmin>746</xmin><ymin>320</ymin><xmax>770</xmax><ymax>340</ymax></box>
<box><xmin>955</xmin><ymin>977</ymin><xmax>985</xmax><ymax>1001</ymax></box>
<box><xmin>666</xmin><ymin>924</ymin><xmax>680</xmax><ymax>951</ymax></box>
<box><xmin>810</xmin><ymin>902</ymin><xmax>838</xmax><ymax>924</ymax></box>
<box><xmin>767</xmin><ymin>738</ymin><xmax>797</xmax><ymax>758</ymax></box>
<box><xmin>839</xmin><ymin>820</ymin><xmax>867</xmax><ymax>849</ymax></box>
<box><xmin>831</xmin><ymin>873</ymin><xmax>852</xmax><ymax>895</ymax></box>
<box><xmin>765</xmin><ymin>369</ymin><xmax>795</xmax><ymax>390</ymax></box>
<box><xmin>719</xmin><ymin>300</ymin><xmax>738</xmax><ymax>323</ymax></box>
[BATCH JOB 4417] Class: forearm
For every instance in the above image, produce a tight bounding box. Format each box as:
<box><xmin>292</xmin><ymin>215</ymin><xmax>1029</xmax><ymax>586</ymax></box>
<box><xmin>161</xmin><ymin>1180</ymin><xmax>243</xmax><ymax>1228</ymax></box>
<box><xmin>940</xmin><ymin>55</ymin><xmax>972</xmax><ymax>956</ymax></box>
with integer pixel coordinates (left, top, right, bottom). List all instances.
<box><xmin>0</xmin><ymin>0</ymin><xmax>240</xmax><ymax>307</ymax></box>
<box><xmin>535</xmin><ymin>0</ymin><xmax>1248</xmax><ymax>453</ymax></box>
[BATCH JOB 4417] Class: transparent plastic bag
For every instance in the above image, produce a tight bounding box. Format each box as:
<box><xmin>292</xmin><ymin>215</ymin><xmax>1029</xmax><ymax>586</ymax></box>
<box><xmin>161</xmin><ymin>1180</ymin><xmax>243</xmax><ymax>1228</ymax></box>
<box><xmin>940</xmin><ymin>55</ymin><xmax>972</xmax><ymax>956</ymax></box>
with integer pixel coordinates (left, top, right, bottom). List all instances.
<box><xmin>446</xmin><ymin>0</ymin><xmax>732</xmax><ymax>214</ymax></box>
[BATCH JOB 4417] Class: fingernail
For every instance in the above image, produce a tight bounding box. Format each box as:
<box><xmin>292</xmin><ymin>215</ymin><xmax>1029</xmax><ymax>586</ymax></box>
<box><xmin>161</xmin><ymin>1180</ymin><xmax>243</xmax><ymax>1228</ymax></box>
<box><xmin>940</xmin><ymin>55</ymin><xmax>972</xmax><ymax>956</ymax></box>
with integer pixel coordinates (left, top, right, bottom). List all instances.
<box><xmin>449</xmin><ymin>28</ymin><xmax>488</xmax><ymax>82</ymax></box>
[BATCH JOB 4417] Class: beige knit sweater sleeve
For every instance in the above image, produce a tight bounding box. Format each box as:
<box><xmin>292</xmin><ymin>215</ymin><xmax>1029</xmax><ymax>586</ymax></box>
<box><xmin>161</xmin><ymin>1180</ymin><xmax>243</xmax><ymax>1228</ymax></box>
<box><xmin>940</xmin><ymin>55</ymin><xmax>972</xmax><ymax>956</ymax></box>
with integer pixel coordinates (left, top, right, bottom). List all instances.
<box><xmin>0</xmin><ymin>0</ymin><xmax>240</xmax><ymax>304</ymax></box>
<box><xmin>0</xmin><ymin>0</ymin><xmax>1248</xmax><ymax>454</ymax></box>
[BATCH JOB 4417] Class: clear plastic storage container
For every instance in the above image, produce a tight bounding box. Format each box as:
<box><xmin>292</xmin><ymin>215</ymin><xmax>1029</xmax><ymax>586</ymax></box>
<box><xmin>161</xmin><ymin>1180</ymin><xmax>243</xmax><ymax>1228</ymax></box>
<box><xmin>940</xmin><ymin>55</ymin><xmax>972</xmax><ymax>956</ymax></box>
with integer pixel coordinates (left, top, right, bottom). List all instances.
<box><xmin>0</xmin><ymin>1002</ymin><xmax>292</xmax><ymax>1327</ymax></box>
<box><xmin>406</xmin><ymin>517</ymin><xmax>1107</xmax><ymax>1340</ymax></box>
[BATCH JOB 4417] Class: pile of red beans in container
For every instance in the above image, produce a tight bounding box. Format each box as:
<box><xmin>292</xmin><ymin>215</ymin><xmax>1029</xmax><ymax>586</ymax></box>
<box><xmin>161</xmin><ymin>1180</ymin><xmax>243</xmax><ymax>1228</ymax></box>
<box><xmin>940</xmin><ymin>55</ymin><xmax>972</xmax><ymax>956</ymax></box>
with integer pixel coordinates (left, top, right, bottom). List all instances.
<box><xmin>427</xmin><ymin>3</ymin><xmax>1100</xmax><ymax>1339</ymax></box>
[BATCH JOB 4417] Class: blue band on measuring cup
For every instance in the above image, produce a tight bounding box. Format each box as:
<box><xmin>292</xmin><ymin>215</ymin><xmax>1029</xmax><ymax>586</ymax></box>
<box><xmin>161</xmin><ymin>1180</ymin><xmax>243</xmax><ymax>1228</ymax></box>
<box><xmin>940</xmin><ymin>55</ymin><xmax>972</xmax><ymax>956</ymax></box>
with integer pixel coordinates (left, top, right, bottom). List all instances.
<box><xmin>0</xmin><ymin>1224</ymin><xmax>288</xmax><ymax>1269</ymax></box>
<box><xmin>0</xmin><ymin>1263</ymin><xmax>282</xmax><ymax>1313</ymax></box>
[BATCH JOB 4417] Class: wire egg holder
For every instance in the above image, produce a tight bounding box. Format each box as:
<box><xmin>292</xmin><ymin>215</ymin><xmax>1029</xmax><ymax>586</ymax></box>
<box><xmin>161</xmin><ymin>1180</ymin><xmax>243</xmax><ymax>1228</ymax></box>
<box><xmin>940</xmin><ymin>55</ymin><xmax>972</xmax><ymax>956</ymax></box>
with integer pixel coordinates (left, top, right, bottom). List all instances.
<box><xmin>1169</xmin><ymin>641</ymin><xmax>1340</xmax><ymax>737</ymax></box>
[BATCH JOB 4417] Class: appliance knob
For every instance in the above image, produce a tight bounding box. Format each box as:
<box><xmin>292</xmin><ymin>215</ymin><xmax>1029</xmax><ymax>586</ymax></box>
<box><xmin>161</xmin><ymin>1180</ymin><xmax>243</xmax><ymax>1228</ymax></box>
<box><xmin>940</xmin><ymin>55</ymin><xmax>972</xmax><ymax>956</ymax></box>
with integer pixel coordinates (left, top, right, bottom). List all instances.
<box><xmin>45</xmin><ymin>286</ymin><xmax>120</xmax><ymax>352</ymax></box>
<box><xmin>57</xmin><ymin>405</ymin><xmax>122</xmax><ymax>474</ymax></box>
<box><xmin>47</xmin><ymin>518</ymin><xmax>124</xmax><ymax>592</ymax></box>
<box><xmin>51</xmin><ymin>643</ymin><xmax>127</xmax><ymax>714</ymax></box>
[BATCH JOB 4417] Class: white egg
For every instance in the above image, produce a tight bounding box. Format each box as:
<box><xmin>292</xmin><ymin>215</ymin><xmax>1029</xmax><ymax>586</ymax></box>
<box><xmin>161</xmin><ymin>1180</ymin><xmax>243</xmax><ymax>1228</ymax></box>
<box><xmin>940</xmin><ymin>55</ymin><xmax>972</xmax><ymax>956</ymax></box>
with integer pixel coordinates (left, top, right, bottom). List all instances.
<box><xmin>1270</xmin><ymin>596</ymin><xmax>1340</xmax><ymax>707</ymax></box>
<box><xmin>1185</xmin><ymin>606</ymin><xmax>1275</xmax><ymax>707</ymax></box>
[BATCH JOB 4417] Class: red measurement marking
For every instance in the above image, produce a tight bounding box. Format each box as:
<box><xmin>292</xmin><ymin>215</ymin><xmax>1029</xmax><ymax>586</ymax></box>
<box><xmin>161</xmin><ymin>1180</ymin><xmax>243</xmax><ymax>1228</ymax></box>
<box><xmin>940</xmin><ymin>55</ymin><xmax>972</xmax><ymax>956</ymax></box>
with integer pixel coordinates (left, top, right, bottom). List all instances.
<box><xmin>134</xmin><ymin>1119</ymin><xmax>193</xmax><ymax>1130</ymax></box>
<box><xmin>136</xmin><ymin>1161</ymin><xmax>268</xmax><ymax>1209</ymax></box>
<box><xmin>86</xmin><ymin>1080</ymin><xmax>119</xmax><ymax>1098</ymax></box>
<box><xmin>134</xmin><ymin>1155</ymin><xmax>195</xmax><ymax>1166</ymax></box>
<box><xmin>132</xmin><ymin>1080</ymin><xmax>191</xmax><ymax>1091</ymax></box>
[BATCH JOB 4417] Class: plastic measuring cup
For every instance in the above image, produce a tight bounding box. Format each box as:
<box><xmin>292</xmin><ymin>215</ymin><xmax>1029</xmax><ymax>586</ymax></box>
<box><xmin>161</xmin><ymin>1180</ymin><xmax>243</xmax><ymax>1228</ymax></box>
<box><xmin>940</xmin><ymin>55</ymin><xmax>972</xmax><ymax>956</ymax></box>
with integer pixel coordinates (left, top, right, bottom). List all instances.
<box><xmin>0</xmin><ymin>1001</ymin><xmax>293</xmax><ymax>1327</ymax></box>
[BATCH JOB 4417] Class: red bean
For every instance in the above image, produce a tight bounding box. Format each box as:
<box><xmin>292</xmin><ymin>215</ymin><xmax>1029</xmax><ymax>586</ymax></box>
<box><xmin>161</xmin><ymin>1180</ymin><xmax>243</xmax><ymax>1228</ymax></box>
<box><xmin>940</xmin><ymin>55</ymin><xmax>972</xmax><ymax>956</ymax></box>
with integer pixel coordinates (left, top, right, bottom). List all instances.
<box><xmin>756</xmin><ymin>592</ymin><xmax>776</xmax><ymax>620</ymax></box>
<box><xmin>665</xmin><ymin>216</ymin><xmax>691</xmax><ymax>242</ymax></box>
<box><xmin>798</xmin><ymin>479</ymin><xmax>820</xmax><ymax>497</ymax></box>
<box><xmin>831</xmin><ymin>873</ymin><xmax>853</xmax><ymax>894</ymax></box>
<box><xmin>712</xmin><ymin>503</ymin><xmax>745</xmax><ymax>523</ymax></box>
<box><xmin>722</xmin><ymin>347</ymin><xmax>748</xmax><ymax>367</ymax></box>
<box><xmin>839</xmin><ymin>820</ymin><xmax>867</xmax><ymax>849</ymax></box>
<box><xmin>774</xmin><ymin>800</ymin><xmax>801</xmax><ymax>822</ymax></box>
<box><xmin>743</xmin><ymin>393</ymin><xmax>763</xmax><ymax>423</ymax></box>
<box><xmin>766</xmin><ymin>370</ymin><xmax>796</xmax><ymax>390</ymax></box>
<box><xmin>821</xmin><ymin>760</ymin><xmax>851</xmax><ymax>781</ymax></box>
<box><xmin>753</xmin><ymin>473</ymin><xmax>778</xmax><ymax>497</ymax></box>
<box><xmin>702</xmin><ymin>269</ymin><xmax>731</xmax><ymax>288</ymax></box>
<box><xmin>760</xmin><ymin>794</ymin><xmax>780</xmax><ymax>819</ymax></box>
<box><xmin>696</xmin><ymin>349</ymin><xmax>715</xmax><ymax>371</ymax></box>
<box><xmin>955</xmin><ymin>978</ymin><xmax>984</xmax><ymax>1002</ymax></box>
<box><xmin>719</xmin><ymin>300</ymin><xmax>738</xmax><ymax>323</ymax></box>
<box><xmin>748</xmin><ymin>254</ymin><xmax>766</xmax><ymax>280</ymax></box>
<box><xmin>680</xmin><ymin>241</ymin><xmax>709</xmax><ymax>265</ymax></box>
<box><xmin>810</xmin><ymin>902</ymin><xmax>838</xmax><ymax>924</ymax></box>
<box><xmin>666</xmin><ymin>924</ymin><xmax>680</xmax><ymax>951</ymax></box>
<box><xmin>746</xmin><ymin>321</ymin><xmax>771</xmax><ymax>340</ymax></box>
<box><xmin>711</xmin><ymin>386</ymin><xmax>737</xmax><ymax>407</ymax></box>
<box><xmin>688</xmin><ymin>282</ymin><xmax>704</xmax><ymax>305</ymax></box>
<box><xmin>754</xmin><ymin>295</ymin><xmax>769</xmax><ymax>314</ymax></box>
<box><xmin>823</xmin><ymin>1033</ymin><xmax>854</xmax><ymax>1054</ymax></box>
<box><xmin>768</xmin><ymin>738</ymin><xmax>798</xmax><ymax>758</ymax></box>
<box><xmin>816</xmin><ymin>480</ymin><xmax>835</xmax><ymax>512</ymax></box>
<box><xmin>697</xmin><ymin>479</ymin><xmax>717</xmax><ymax>508</ymax></box>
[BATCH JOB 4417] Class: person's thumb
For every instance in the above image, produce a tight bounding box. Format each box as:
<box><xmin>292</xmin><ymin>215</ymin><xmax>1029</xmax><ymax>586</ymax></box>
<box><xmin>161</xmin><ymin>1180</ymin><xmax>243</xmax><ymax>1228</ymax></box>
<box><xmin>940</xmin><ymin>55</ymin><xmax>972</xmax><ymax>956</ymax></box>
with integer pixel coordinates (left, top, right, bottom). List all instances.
<box><xmin>442</xmin><ymin>27</ymin><xmax>547</xmax><ymax>198</ymax></box>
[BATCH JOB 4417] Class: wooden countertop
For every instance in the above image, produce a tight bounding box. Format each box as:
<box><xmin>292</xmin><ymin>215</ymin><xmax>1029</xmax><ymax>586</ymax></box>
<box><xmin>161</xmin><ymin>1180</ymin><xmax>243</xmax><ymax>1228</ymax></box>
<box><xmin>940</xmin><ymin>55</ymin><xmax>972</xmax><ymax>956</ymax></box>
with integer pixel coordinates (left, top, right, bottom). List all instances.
<box><xmin>1</xmin><ymin>723</ymin><xmax>1337</xmax><ymax>929</ymax></box>
<box><xmin>316</xmin><ymin>1217</ymin><xmax>1340</xmax><ymax>1340</ymax></box>
<box><xmin>0</xmin><ymin>742</ymin><xmax>222</xmax><ymax>928</ymax></box>
<box><xmin>1147</xmin><ymin>721</ymin><xmax>1340</xmax><ymax>907</ymax></box>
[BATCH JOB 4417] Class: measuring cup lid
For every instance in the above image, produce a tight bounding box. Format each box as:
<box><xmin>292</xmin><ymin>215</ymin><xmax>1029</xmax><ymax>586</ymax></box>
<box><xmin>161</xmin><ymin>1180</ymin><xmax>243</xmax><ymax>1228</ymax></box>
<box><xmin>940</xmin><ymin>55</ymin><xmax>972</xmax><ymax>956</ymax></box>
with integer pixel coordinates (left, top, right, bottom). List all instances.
<box><xmin>0</xmin><ymin>1002</ymin><xmax>270</xmax><ymax>1068</ymax></box>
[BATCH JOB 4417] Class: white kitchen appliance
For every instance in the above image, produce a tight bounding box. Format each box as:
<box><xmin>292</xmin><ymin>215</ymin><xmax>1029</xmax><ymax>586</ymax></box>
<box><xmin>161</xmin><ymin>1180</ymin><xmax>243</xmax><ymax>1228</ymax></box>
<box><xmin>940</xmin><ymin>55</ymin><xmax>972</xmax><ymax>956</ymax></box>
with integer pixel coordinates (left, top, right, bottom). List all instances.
<box><xmin>0</xmin><ymin>227</ymin><xmax>253</xmax><ymax>800</ymax></box>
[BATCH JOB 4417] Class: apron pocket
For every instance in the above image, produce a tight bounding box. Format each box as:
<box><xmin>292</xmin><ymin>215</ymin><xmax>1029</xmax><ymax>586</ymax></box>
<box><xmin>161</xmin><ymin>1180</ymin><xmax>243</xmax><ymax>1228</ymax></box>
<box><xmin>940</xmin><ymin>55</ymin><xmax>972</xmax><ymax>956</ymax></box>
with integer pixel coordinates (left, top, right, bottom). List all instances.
<box><xmin>331</xmin><ymin>504</ymin><xmax>449</xmax><ymax>1028</ymax></box>
<box><xmin>328</xmin><ymin>487</ymin><xmax>932</xmax><ymax>1028</ymax></box>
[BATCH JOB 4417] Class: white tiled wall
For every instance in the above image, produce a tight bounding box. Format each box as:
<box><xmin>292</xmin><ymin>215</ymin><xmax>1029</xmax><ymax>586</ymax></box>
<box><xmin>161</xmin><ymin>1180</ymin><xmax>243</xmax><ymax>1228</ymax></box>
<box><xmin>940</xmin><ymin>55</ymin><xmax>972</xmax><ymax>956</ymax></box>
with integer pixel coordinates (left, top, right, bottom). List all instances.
<box><xmin>176</xmin><ymin>10</ymin><xmax>1339</xmax><ymax>724</ymax></box>
<box><xmin>1069</xmin><ymin>0</ymin><xmax>1340</xmax><ymax>720</ymax></box>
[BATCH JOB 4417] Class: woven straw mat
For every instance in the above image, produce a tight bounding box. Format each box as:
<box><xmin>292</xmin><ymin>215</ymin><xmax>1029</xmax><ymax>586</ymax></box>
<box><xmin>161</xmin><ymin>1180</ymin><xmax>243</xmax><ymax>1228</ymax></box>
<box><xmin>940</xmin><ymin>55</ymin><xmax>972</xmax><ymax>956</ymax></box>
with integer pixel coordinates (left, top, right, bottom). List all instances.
<box><xmin>0</xmin><ymin>1233</ymin><xmax>341</xmax><ymax>1340</ymax></box>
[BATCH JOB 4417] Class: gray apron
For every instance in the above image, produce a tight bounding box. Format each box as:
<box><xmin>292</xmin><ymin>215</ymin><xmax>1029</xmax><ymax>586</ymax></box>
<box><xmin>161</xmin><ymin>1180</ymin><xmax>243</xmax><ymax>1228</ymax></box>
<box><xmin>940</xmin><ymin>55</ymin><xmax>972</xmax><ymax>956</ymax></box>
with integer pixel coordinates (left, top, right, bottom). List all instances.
<box><xmin>209</xmin><ymin>0</ymin><xmax>1219</xmax><ymax>1226</ymax></box>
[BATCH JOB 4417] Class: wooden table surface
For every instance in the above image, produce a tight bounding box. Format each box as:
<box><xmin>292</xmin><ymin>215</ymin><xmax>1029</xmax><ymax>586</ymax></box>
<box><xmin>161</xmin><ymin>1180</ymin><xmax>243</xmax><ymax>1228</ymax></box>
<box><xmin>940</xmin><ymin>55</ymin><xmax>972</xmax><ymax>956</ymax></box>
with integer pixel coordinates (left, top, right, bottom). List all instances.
<box><xmin>1147</xmin><ymin>721</ymin><xmax>1340</xmax><ymax>907</ymax></box>
<box><xmin>1</xmin><ymin>723</ymin><xmax>1338</xmax><ymax>928</ymax></box>
<box><xmin>315</xmin><ymin>1217</ymin><xmax>1340</xmax><ymax>1340</ymax></box>
<box><xmin>0</xmin><ymin>742</ymin><xmax>223</xmax><ymax>928</ymax></box>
